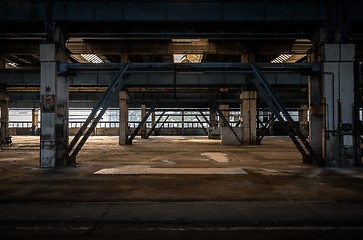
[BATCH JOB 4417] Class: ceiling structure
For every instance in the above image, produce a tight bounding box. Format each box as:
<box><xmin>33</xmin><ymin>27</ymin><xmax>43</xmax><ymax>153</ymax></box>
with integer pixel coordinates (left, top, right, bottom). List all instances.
<box><xmin>1</xmin><ymin>1</ymin><xmax>363</xmax><ymax>109</ymax></box>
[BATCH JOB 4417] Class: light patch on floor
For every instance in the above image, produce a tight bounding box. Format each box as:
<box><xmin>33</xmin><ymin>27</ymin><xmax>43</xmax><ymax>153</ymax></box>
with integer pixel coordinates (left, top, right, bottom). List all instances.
<box><xmin>0</xmin><ymin>158</ymin><xmax>25</xmax><ymax>161</ymax></box>
<box><xmin>201</xmin><ymin>152</ymin><xmax>229</xmax><ymax>163</ymax></box>
<box><xmin>160</xmin><ymin>160</ymin><xmax>175</xmax><ymax>164</ymax></box>
<box><xmin>94</xmin><ymin>165</ymin><xmax>247</xmax><ymax>175</ymax></box>
<box><xmin>251</xmin><ymin>168</ymin><xmax>298</xmax><ymax>176</ymax></box>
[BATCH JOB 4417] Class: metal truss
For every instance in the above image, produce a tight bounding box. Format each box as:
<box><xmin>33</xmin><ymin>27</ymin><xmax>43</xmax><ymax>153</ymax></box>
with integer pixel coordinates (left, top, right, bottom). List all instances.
<box><xmin>127</xmin><ymin>103</ymin><xmax>157</xmax><ymax>145</ymax></box>
<box><xmin>63</xmin><ymin>63</ymin><xmax>130</xmax><ymax>164</ymax></box>
<box><xmin>251</xmin><ymin>64</ymin><xmax>320</xmax><ymax>164</ymax></box>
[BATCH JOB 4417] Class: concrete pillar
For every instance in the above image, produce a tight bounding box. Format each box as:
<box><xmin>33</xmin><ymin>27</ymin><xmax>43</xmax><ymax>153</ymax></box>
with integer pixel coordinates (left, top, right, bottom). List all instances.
<box><xmin>31</xmin><ymin>108</ymin><xmax>39</xmax><ymax>135</ymax></box>
<box><xmin>119</xmin><ymin>91</ymin><xmax>129</xmax><ymax>145</ymax></box>
<box><xmin>40</xmin><ymin>28</ymin><xmax>69</xmax><ymax>167</ymax></box>
<box><xmin>309</xmin><ymin>71</ymin><xmax>323</xmax><ymax>159</ymax></box>
<box><xmin>0</xmin><ymin>52</ymin><xmax>5</xmax><ymax>69</ymax></box>
<box><xmin>209</xmin><ymin>109</ymin><xmax>216</xmax><ymax>127</ymax></box>
<box><xmin>240</xmin><ymin>91</ymin><xmax>257</xmax><ymax>144</ymax></box>
<box><xmin>320</xmin><ymin>44</ymin><xmax>356</xmax><ymax>166</ymax></box>
<box><xmin>219</xmin><ymin>104</ymin><xmax>229</xmax><ymax>127</ymax></box>
<box><xmin>299</xmin><ymin>104</ymin><xmax>309</xmax><ymax>139</ymax></box>
<box><xmin>151</xmin><ymin>111</ymin><xmax>156</xmax><ymax>137</ymax></box>
<box><xmin>0</xmin><ymin>88</ymin><xmax>9</xmax><ymax>141</ymax></box>
<box><xmin>141</xmin><ymin>104</ymin><xmax>147</xmax><ymax>139</ymax></box>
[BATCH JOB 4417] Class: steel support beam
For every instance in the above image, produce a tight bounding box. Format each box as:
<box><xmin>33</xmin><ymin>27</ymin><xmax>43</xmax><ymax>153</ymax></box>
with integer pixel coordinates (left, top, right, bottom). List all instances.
<box><xmin>251</xmin><ymin>64</ymin><xmax>319</xmax><ymax>164</ymax></box>
<box><xmin>154</xmin><ymin>115</ymin><xmax>169</xmax><ymax>136</ymax></box>
<box><xmin>195</xmin><ymin>115</ymin><xmax>208</xmax><ymax>135</ymax></box>
<box><xmin>257</xmin><ymin>113</ymin><xmax>276</xmax><ymax>144</ymax></box>
<box><xmin>213</xmin><ymin>102</ymin><xmax>242</xmax><ymax>145</ymax></box>
<box><xmin>146</xmin><ymin>111</ymin><xmax>165</xmax><ymax>139</ymax></box>
<box><xmin>199</xmin><ymin>110</ymin><xmax>211</xmax><ymax>127</ymax></box>
<box><xmin>63</xmin><ymin>63</ymin><xmax>130</xmax><ymax>164</ymax></box>
<box><xmin>127</xmin><ymin>103</ymin><xmax>157</xmax><ymax>145</ymax></box>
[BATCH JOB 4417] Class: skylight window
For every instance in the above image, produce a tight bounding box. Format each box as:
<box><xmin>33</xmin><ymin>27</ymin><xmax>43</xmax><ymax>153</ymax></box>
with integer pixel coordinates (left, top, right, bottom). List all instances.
<box><xmin>5</xmin><ymin>59</ymin><xmax>18</xmax><ymax>68</ymax></box>
<box><xmin>271</xmin><ymin>54</ymin><xmax>292</xmax><ymax>63</ymax></box>
<box><xmin>173</xmin><ymin>54</ymin><xmax>203</xmax><ymax>63</ymax></box>
<box><xmin>81</xmin><ymin>54</ymin><xmax>103</xmax><ymax>64</ymax></box>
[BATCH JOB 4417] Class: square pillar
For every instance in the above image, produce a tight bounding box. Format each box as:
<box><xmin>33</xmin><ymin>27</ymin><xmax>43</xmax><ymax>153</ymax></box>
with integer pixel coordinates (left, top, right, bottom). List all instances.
<box><xmin>31</xmin><ymin>108</ymin><xmax>39</xmax><ymax>135</ymax></box>
<box><xmin>309</xmin><ymin>73</ymin><xmax>324</xmax><ymax>160</ymax></box>
<box><xmin>151</xmin><ymin>111</ymin><xmax>156</xmax><ymax>137</ymax></box>
<box><xmin>40</xmin><ymin>42</ymin><xmax>69</xmax><ymax>167</ymax></box>
<box><xmin>320</xmin><ymin>44</ymin><xmax>357</xmax><ymax>166</ymax></box>
<box><xmin>0</xmin><ymin>53</ymin><xmax>5</xmax><ymax>69</ymax></box>
<box><xmin>141</xmin><ymin>104</ymin><xmax>147</xmax><ymax>139</ymax></box>
<box><xmin>119</xmin><ymin>91</ymin><xmax>129</xmax><ymax>145</ymax></box>
<box><xmin>209</xmin><ymin>109</ymin><xmax>216</xmax><ymax>127</ymax></box>
<box><xmin>240</xmin><ymin>91</ymin><xmax>257</xmax><ymax>144</ymax></box>
<box><xmin>0</xmin><ymin>89</ymin><xmax>9</xmax><ymax>141</ymax></box>
<box><xmin>219</xmin><ymin>104</ymin><xmax>229</xmax><ymax>127</ymax></box>
<box><xmin>299</xmin><ymin>104</ymin><xmax>309</xmax><ymax>139</ymax></box>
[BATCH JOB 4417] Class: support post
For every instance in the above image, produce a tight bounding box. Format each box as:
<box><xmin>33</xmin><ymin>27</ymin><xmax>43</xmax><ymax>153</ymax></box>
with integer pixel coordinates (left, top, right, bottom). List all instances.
<box><xmin>0</xmin><ymin>51</ymin><xmax>5</xmax><ymax>69</ymax></box>
<box><xmin>219</xmin><ymin>104</ymin><xmax>229</xmax><ymax>127</ymax></box>
<box><xmin>141</xmin><ymin>104</ymin><xmax>147</xmax><ymax>139</ymax></box>
<box><xmin>119</xmin><ymin>91</ymin><xmax>129</xmax><ymax>145</ymax></box>
<box><xmin>299</xmin><ymin>104</ymin><xmax>309</xmax><ymax>139</ymax></box>
<box><xmin>151</xmin><ymin>111</ymin><xmax>156</xmax><ymax>136</ymax></box>
<box><xmin>209</xmin><ymin>109</ymin><xmax>216</xmax><ymax>127</ymax></box>
<box><xmin>0</xmin><ymin>88</ymin><xmax>9</xmax><ymax>142</ymax></box>
<box><xmin>320</xmin><ymin>44</ymin><xmax>357</xmax><ymax>166</ymax></box>
<box><xmin>240</xmin><ymin>91</ymin><xmax>257</xmax><ymax>144</ymax></box>
<box><xmin>31</xmin><ymin>108</ymin><xmax>39</xmax><ymax>135</ymax></box>
<box><xmin>40</xmin><ymin>27</ymin><xmax>69</xmax><ymax>167</ymax></box>
<box><xmin>309</xmin><ymin>71</ymin><xmax>323</xmax><ymax>160</ymax></box>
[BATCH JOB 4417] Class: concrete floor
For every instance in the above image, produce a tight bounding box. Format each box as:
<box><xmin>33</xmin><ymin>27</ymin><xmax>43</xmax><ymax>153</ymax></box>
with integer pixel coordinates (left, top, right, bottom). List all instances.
<box><xmin>1</xmin><ymin>136</ymin><xmax>363</xmax><ymax>239</ymax></box>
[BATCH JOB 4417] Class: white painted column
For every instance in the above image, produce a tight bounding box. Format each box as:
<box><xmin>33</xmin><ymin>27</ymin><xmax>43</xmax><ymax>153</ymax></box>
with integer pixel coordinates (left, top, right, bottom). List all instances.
<box><xmin>40</xmin><ymin>32</ymin><xmax>69</xmax><ymax>167</ymax></box>
<box><xmin>119</xmin><ymin>91</ymin><xmax>129</xmax><ymax>145</ymax></box>
<box><xmin>240</xmin><ymin>91</ymin><xmax>257</xmax><ymax>144</ymax></box>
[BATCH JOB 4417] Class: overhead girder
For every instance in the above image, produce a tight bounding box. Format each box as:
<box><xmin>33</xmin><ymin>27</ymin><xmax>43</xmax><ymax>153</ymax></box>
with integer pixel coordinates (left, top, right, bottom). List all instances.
<box><xmin>1</xmin><ymin>62</ymin><xmax>314</xmax><ymax>108</ymax></box>
<box><xmin>0</xmin><ymin>39</ymin><xmax>311</xmax><ymax>58</ymax></box>
<box><xmin>0</xmin><ymin>63</ymin><xmax>314</xmax><ymax>87</ymax></box>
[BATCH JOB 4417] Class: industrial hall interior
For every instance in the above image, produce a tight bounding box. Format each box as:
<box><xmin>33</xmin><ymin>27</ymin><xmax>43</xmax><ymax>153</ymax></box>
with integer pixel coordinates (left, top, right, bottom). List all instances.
<box><xmin>1</xmin><ymin>1</ymin><xmax>363</xmax><ymax>239</ymax></box>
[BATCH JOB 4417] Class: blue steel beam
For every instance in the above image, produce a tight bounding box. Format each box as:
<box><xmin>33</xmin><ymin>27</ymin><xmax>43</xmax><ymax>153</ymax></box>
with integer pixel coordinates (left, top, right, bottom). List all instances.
<box><xmin>127</xmin><ymin>103</ymin><xmax>157</xmax><ymax>145</ymax></box>
<box><xmin>251</xmin><ymin>64</ymin><xmax>320</xmax><ymax>164</ymax></box>
<box><xmin>195</xmin><ymin>115</ymin><xmax>208</xmax><ymax>135</ymax></box>
<box><xmin>64</xmin><ymin>63</ymin><xmax>130</xmax><ymax>163</ymax></box>
<box><xmin>146</xmin><ymin>111</ymin><xmax>165</xmax><ymax>139</ymax></box>
<box><xmin>0</xmin><ymin>63</ymin><xmax>315</xmax><ymax>87</ymax></box>
<box><xmin>154</xmin><ymin>115</ymin><xmax>170</xmax><ymax>136</ymax></box>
